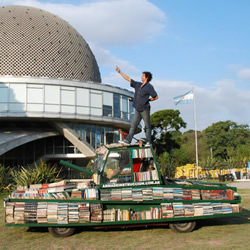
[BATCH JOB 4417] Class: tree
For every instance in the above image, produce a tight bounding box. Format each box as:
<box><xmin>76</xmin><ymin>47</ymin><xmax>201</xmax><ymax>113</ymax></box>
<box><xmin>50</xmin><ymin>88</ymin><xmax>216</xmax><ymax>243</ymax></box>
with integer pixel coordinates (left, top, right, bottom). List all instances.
<box><xmin>157</xmin><ymin>152</ymin><xmax>177</xmax><ymax>178</ymax></box>
<box><xmin>203</xmin><ymin>121</ymin><xmax>250</xmax><ymax>160</ymax></box>
<box><xmin>151</xmin><ymin>109</ymin><xmax>186</xmax><ymax>155</ymax></box>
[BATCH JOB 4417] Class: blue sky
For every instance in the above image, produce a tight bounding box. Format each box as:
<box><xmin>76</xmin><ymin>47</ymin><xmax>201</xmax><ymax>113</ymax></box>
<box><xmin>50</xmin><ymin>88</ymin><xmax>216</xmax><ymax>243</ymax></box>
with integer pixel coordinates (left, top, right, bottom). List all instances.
<box><xmin>2</xmin><ymin>0</ymin><xmax>250</xmax><ymax>132</ymax></box>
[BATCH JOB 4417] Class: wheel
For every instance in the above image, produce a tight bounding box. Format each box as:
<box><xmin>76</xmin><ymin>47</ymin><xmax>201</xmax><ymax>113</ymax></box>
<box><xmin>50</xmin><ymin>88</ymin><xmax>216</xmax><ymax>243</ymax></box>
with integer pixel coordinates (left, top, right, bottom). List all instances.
<box><xmin>169</xmin><ymin>221</ymin><xmax>196</xmax><ymax>233</ymax></box>
<box><xmin>48</xmin><ymin>227</ymin><xmax>75</xmax><ymax>237</ymax></box>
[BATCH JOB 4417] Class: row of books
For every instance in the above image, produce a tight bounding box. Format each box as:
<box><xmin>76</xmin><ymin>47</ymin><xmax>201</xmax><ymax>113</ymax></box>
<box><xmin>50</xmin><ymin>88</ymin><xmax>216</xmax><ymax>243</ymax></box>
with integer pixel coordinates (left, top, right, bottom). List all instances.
<box><xmin>103</xmin><ymin>202</ymin><xmax>240</xmax><ymax>222</ymax></box>
<box><xmin>100</xmin><ymin>187</ymin><xmax>234</xmax><ymax>201</ymax></box>
<box><xmin>5</xmin><ymin>201</ymin><xmax>102</xmax><ymax>224</ymax></box>
<box><xmin>131</xmin><ymin>148</ymin><xmax>152</xmax><ymax>159</ymax></box>
<box><xmin>5</xmin><ymin>201</ymin><xmax>240</xmax><ymax>224</ymax></box>
<box><xmin>201</xmin><ymin>189</ymin><xmax>234</xmax><ymax>200</ymax></box>
<box><xmin>10</xmin><ymin>188</ymin><xmax>99</xmax><ymax>200</ymax></box>
<box><xmin>10</xmin><ymin>179</ymin><xmax>98</xmax><ymax>200</ymax></box>
<box><xmin>133</xmin><ymin>170</ymin><xmax>159</xmax><ymax>182</ymax></box>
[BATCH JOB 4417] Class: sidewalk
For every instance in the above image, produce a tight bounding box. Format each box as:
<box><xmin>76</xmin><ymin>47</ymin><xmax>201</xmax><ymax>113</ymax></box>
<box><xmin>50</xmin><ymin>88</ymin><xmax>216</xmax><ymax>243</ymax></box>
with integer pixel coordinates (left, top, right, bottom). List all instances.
<box><xmin>227</xmin><ymin>180</ymin><xmax>250</xmax><ymax>189</ymax></box>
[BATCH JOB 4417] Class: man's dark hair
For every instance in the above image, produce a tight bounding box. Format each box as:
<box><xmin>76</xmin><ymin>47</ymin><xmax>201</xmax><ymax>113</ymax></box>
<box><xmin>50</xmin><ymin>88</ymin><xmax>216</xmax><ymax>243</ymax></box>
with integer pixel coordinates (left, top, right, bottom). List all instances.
<box><xmin>143</xmin><ymin>71</ymin><xmax>153</xmax><ymax>83</ymax></box>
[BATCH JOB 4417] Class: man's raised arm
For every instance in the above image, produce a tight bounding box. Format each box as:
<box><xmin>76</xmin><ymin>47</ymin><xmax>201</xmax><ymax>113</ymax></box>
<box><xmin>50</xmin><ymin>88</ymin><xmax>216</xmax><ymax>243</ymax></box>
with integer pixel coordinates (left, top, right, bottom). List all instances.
<box><xmin>116</xmin><ymin>66</ymin><xmax>131</xmax><ymax>83</ymax></box>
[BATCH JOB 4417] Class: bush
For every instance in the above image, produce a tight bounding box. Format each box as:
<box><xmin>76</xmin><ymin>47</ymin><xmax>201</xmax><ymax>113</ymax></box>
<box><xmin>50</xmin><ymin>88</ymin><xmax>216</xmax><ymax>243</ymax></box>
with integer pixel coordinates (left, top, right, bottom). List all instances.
<box><xmin>10</xmin><ymin>160</ymin><xmax>62</xmax><ymax>187</ymax></box>
<box><xmin>0</xmin><ymin>164</ymin><xmax>10</xmax><ymax>191</ymax></box>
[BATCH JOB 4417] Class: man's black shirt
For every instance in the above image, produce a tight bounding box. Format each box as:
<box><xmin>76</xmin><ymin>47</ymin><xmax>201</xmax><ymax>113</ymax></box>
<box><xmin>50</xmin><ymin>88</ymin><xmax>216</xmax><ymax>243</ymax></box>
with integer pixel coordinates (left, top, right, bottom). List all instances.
<box><xmin>130</xmin><ymin>79</ymin><xmax>158</xmax><ymax>112</ymax></box>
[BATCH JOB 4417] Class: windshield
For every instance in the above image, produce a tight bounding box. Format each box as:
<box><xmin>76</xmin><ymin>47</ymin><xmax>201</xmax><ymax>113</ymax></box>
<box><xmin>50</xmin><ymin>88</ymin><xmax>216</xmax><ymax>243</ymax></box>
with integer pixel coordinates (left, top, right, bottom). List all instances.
<box><xmin>92</xmin><ymin>154</ymin><xmax>104</xmax><ymax>173</ymax></box>
<box><xmin>102</xmin><ymin>149</ymin><xmax>132</xmax><ymax>185</ymax></box>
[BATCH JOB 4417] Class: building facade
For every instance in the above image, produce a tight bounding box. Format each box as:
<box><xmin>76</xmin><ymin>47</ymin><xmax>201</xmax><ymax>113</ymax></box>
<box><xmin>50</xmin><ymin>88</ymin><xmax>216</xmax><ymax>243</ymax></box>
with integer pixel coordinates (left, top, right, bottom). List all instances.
<box><xmin>0</xmin><ymin>5</ymin><xmax>136</xmax><ymax>167</ymax></box>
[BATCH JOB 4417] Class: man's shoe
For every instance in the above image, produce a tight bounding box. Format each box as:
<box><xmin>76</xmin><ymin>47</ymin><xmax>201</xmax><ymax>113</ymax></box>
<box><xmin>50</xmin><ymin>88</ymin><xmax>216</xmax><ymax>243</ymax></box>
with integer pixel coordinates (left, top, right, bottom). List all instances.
<box><xmin>118</xmin><ymin>140</ymin><xmax>130</xmax><ymax>146</ymax></box>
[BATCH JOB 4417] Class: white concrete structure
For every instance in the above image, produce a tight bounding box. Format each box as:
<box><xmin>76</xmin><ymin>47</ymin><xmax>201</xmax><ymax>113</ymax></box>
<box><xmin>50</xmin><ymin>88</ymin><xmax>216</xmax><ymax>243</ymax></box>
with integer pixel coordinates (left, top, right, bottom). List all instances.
<box><xmin>0</xmin><ymin>5</ymin><xmax>136</xmax><ymax>167</ymax></box>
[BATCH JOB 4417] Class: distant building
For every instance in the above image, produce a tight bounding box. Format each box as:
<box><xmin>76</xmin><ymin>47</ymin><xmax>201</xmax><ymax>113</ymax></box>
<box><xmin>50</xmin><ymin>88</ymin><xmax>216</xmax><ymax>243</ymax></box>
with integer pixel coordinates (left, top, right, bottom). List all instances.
<box><xmin>0</xmin><ymin>5</ymin><xmax>136</xmax><ymax>168</ymax></box>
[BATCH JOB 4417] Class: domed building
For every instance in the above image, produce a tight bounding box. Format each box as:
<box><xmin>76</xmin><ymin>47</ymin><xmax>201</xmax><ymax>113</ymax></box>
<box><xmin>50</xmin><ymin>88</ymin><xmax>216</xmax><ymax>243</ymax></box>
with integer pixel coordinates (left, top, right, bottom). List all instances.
<box><xmin>0</xmin><ymin>5</ymin><xmax>135</xmax><ymax>168</ymax></box>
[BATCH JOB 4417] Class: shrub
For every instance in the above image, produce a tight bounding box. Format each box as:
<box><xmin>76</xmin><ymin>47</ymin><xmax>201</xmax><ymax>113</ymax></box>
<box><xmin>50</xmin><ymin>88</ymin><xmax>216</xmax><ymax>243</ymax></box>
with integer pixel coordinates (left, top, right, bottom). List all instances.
<box><xmin>10</xmin><ymin>160</ymin><xmax>62</xmax><ymax>187</ymax></box>
<box><xmin>0</xmin><ymin>164</ymin><xmax>10</xmax><ymax>191</ymax></box>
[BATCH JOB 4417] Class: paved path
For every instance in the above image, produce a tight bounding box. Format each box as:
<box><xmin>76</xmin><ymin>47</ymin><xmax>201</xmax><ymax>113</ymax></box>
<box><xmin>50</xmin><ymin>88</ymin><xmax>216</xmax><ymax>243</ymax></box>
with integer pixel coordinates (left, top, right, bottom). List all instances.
<box><xmin>227</xmin><ymin>181</ymin><xmax>250</xmax><ymax>189</ymax></box>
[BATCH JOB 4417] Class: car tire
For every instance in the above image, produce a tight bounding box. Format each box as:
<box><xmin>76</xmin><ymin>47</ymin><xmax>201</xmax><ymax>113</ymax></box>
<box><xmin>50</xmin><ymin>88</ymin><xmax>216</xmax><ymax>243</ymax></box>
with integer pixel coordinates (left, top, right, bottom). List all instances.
<box><xmin>48</xmin><ymin>227</ymin><xmax>75</xmax><ymax>237</ymax></box>
<box><xmin>169</xmin><ymin>221</ymin><xmax>196</xmax><ymax>233</ymax></box>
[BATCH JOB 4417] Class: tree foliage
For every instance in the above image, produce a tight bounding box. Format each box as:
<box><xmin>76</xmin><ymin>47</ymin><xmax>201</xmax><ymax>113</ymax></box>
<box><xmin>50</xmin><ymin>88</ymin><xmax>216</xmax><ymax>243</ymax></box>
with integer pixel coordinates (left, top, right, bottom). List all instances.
<box><xmin>151</xmin><ymin>109</ymin><xmax>186</xmax><ymax>155</ymax></box>
<box><xmin>150</xmin><ymin>110</ymin><xmax>250</xmax><ymax>174</ymax></box>
<box><xmin>204</xmin><ymin>120</ymin><xmax>250</xmax><ymax>160</ymax></box>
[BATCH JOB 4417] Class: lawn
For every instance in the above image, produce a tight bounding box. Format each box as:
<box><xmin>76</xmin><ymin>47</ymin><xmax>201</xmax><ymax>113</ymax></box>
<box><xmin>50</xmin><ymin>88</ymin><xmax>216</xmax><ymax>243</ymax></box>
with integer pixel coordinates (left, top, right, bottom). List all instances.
<box><xmin>0</xmin><ymin>189</ymin><xmax>249</xmax><ymax>250</ymax></box>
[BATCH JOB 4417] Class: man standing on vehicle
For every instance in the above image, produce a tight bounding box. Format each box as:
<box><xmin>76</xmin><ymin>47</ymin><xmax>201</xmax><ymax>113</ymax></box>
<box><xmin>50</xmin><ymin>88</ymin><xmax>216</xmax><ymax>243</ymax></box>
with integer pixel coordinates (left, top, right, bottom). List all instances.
<box><xmin>116</xmin><ymin>66</ymin><xmax>158</xmax><ymax>146</ymax></box>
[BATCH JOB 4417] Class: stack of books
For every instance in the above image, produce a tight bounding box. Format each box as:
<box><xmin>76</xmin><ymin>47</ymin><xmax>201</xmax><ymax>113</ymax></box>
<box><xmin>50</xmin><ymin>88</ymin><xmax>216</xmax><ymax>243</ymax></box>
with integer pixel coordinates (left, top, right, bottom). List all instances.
<box><xmin>37</xmin><ymin>202</ymin><xmax>47</xmax><ymax>223</ymax></box>
<box><xmin>47</xmin><ymin>202</ymin><xmax>58</xmax><ymax>223</ymax></box>
<box><xmin>232</xmin><ymin>204</ymin><xmax>240</xmax><ymax>213</ymax></box>
<box><xmin>121</xmin><ymin>188</ymin><xmax>133</xmax><ymax>201</ymax></box>
<box><xmin>57</xmin><ymin>203</ymin><xmax>68</xmax><ymax>224</ymax></box>
<box><xmin>103</xmin><ymin>208</ymin><xmax>116</xmax><ymax>222</ymax></box>
<box><xmin>90</xmin><ymin>204</ymin><xmax>102</xmax><ymax>223</ymax></box>
<box><xmin>5</xmin><ymin>202</ymin><xmax>15</xmax><ymax>224</ymax></box>
<box><xmin>201</xmin><ymin>190</ymin><xmax>228</xmax><ymax>200</ymax></box>
<box><xmin>173</xmin><ymin>188</ymin><xmax>183</xmax><ymax>200</ymax></box>
<box><xmin>173</xmin><ymin>203</ymin><xmax>185</xmax><ymax>217</ymax></box>
<box><xmin>111</xmin><ymin>189</ymin><xmax>122</xmax><ymax>201</ymax></box>
<box><xmin>14</xmin><ymin>202</ymin><xmax>25</xmax><ymax>224</ymax></box>
<box><xmin>132</xmin><ymin>188</ymin><xmax>143</xmax><ymax>201</ymax></box>
<box><xmin>226</xmin><ymin>189</ymin><xmax>234</xmax><ymax>200</ymax></box>
<box><xmin>212</xmin><ymin>203</ymin><xmax>223</xmax><ymax>214</ymax></box>
<box><xmin>100</xmin><ymin>189</ymin><xmax>111</xmax><ymax>201</ymax></box>
<box><xmin>202</xmin><ymin>203</ymin><xmax>214</xmax><ymax>216</ymax></box>
<box><xmin>161</xmin><ymin>203</ymin><xmax>174</xmax><ymax>218</ymax></box>
<box><xmin>142</xmin><ymin>188</ymin><xmax>153</xmax><ymax>200</ymax></box>
<box><xmin>221</xmin><ymin>203</ymin><xmax>233</xmax><ymax>214</ymax></box>
<box><xmin>10</xmin><ymin>180</ymin><xmax>96</xmax><ymax>200</ymax></box>
<box><xmin>184</xmin><ymin>204</ymin><xmax>194</xmax><ymax>217</ymax></box>
<box><xmin>71</xmin><ymin>190</ymin><xmax>82</xmax><ymax>199</ymax></box>
<box><xmin>68</xmin><ymin>203</ymin><xmax>79</xmax><ymax>223</ymax></box>
<box><xmin>83</xmin><ymin>188</ymin><xmax>99</xmax><ymax>200</ymax></box>
<box><xmin>183</xmin><ymin>190</ymin><xmax>192</xmax><ymax>200</ymax></box>
<box><xmin>152</xmin><ymin>187</ymin><xmax>164</xmax><ymax>200</ymax></box>
<box><xmin>79</xmin><ymin>203</ymin><xmax>90</xmax><ymax>223</ymax></box>
<box><xmin>194</xmin><ymin>204</ymin><xmax>204</xmax><ymax>216</ymax></box>
<box><xmin>163</xmin><ymin>188</ymin><xmax>174</xmax><ymax>200</ymax></box>
<box><xmin>24</xmin><ymin>202</ymin><xmax>37</xmax><ymax>223</ymax></box>
<box><xmin>191</xmin><ymin>189</ymin><xmax>201</xmax><ymax>200</ymax></box>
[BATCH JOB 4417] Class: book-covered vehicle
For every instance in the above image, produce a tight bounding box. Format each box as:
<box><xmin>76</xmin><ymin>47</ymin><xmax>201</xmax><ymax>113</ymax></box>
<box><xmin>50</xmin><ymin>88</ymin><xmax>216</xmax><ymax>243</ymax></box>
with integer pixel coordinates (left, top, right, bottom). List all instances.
<box><xmin>4</xmin><ymin>144</ymin><xmax>242</xmax><ymax>237</ymax></box>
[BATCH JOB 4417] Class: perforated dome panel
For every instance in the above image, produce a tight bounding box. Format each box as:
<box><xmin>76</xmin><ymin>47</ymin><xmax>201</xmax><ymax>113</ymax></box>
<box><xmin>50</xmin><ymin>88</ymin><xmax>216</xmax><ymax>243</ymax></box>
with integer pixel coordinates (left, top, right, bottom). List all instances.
<box><xmin>0</xmin><ymin>5</ymin><xmax>101</xmax><ymax>82</ymax></box>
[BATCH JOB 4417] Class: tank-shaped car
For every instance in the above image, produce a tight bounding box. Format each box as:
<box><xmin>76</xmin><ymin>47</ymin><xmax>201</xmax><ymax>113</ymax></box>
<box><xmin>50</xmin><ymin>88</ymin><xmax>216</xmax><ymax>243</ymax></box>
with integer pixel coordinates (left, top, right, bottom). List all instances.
<box><xmin>4</xmin><ymin>143</ymin><xmax>241</xmax><ymax>237</ymax></box>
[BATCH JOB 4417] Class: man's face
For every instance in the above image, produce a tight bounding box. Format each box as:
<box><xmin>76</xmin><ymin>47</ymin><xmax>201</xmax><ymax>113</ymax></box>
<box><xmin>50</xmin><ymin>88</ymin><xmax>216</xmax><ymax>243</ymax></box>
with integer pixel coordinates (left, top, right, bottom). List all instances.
<box><xmin>141</xmin><ymin>73</ymin><xmax>148</xmax><ymax>83</ymax></box>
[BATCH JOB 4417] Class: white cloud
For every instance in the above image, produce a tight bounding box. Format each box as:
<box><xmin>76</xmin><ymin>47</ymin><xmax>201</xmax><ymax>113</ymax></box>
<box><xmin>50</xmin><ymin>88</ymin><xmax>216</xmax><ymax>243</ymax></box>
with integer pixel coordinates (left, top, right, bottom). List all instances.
<box><xmin>149</xmin><ymin>79</ymin><xmax>250</xmax><ymax>132</ymax></box>
<box><xmin>4</xmin><ymin>0</ymin><xmax>166</xmax><ymax>46</ymax></box>
<box><xmin>238</xmin><ymin>68</ymin><xmax>250</xmax><ymax>79</ymax></box>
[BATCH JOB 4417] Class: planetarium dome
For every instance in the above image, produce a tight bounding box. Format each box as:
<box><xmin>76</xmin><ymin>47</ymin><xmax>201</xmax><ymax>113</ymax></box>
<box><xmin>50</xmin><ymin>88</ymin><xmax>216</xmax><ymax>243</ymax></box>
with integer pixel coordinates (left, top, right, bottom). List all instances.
<box><xmin>0</xmin><ymin>5</ymin><xmax>101</xmax><ymax>82</ymax></box>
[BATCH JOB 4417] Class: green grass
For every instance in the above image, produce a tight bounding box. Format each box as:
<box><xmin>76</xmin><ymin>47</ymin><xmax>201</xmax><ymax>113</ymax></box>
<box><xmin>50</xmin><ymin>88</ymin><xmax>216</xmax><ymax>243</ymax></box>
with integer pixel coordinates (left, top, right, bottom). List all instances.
<box><xmin>0</xmin><ymin>190</ymin><xmax>249</xmax><ymax>250</ymax></box>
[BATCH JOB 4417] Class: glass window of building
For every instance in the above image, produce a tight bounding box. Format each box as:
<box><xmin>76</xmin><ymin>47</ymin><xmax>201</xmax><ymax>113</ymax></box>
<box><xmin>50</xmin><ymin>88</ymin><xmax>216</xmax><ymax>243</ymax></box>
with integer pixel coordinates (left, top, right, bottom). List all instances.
<box><xmin>122</xmin><ymin>96</ymin><xmax>128</xmax><ymax>120</ymax></box>
<box><xmin>129</xmin><ymin>99</ymin><xmax>134</xmax><ymax>121</ymax></box>
<box><xmin>103</xmin><ymin>92</ymin><xmax>113</xmax><ymax>117</ymax></box>
<box><xmin>96</xmin><ymin>126</ymin><xmax>101</xmax><ymax>148</ymax></box>
<box><xmin>86</xmin><ymin>125</ymin><xmax>91</xmax><ymax>144</ymax></box>
<box><xmin>113</xmin><ymin>93</ymin><xmax>121</xmax><ymax>118</ymax></box>
<box><xmin>91</xmin><ymin>125</ymin><xmax>96</xmax><ymax>148</ymax></box>
<box><xmin>90</xmin><ymin>90</ymin><xmax>102</xmax><ymax>116</ymax></box>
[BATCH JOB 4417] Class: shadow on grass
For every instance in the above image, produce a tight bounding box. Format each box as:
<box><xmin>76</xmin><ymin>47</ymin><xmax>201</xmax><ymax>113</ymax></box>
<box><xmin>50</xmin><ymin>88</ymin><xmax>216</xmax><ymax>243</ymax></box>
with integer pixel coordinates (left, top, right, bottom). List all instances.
<box><xmin>18</xmin><ymin>208</ymin><xmax>250</xmax><ymax>236</ymax></box>
<box><xmin>196</xmin><ymin>207</ymin><xmax>250</xmax><ymax>230</ymax></box>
